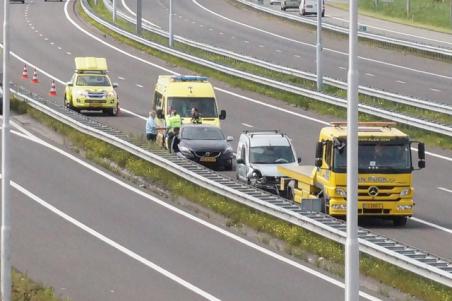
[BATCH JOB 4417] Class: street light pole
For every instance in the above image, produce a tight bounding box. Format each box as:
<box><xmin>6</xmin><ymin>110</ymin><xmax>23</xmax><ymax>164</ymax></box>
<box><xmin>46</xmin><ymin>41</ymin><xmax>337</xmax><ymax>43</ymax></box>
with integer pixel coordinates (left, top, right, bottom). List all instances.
<box><xmin>345</xmin><ymin>0</ymin><xmax>360</xmax><ymax>300</ymax></box>
<box><xmin>136</xmin><ymin>0</ymin><xmax>142</xmax><ymax>35</ymax></box>
<box><xmin>169</xmin><ymin>0</ymin><xmax>173</xmax><ymax>47</ymax></box>
<box><xmin>316</xmin><ymin>0</ymin><xmax>323</xmax><ymax>91</ymax></box>
<box><xmin>1</xmin><ymin>0</ymin><xmax>12</xmax><ymax>299</ymax></box>
<box><xmin>113</xmin><ymin>0</ymin><xmax>117</xmax><ymax>23</ymax></box>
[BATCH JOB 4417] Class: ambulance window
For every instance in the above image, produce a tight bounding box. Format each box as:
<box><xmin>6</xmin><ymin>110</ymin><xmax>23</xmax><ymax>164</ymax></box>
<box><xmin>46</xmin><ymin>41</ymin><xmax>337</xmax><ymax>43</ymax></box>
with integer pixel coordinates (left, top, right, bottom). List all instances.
<box><xmin>153</xmin><ymin>92</ymin><xmax>163</xmax><ymax>110</ymax></box>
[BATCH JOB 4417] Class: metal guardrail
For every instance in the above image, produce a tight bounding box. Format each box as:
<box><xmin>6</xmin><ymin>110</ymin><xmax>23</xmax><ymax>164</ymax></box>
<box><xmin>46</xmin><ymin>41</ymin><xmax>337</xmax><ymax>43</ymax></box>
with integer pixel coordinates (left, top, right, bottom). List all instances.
<box><xmin>92</xmin><ymin>0</ymin><xmax>452</xmax><ymax>137</ymax></box>
<box><xmin>111</xmin><ymin>1</ymin><xmax>452</xmax><ymax>117</ymax></box>
<box><xmin>10</xmin><ymin>83</ymin><xmax>452</xmax><ymax>287</ymax></box>
<box><xmin>234</xmin><ymin>0</ymin><xmax>452</xmax><ymax>58</ymax></box>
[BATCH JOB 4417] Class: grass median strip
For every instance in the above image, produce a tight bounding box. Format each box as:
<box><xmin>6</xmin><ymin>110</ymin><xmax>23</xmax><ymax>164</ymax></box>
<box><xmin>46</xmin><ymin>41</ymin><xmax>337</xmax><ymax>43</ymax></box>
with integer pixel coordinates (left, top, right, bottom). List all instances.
<box><xmin>11</xmin><ymin>93</ymin><xmax>452</xmax><ymax>300</ymax></box>
<box><xmin>80</xmin><ymin>0</ymin><xmax>452</xmax><ymax>150</ymax></box>
<box><xmin>11</xmin><ymin>269</ymin><xmax>68</xmax><ymax>301</ymax></box>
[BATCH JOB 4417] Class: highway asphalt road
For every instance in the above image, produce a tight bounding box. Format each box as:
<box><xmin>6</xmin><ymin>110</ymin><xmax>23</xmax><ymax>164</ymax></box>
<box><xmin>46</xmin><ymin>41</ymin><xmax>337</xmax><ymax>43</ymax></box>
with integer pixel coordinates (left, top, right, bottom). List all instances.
<box><xmin>122</xmin><ymin>0</ymin><xmax>452</xmax><ymax>104</ymax></box>
<box><xmin>1</xmin><ymin>119</ymin><xmax>376</xmax><ymax>300</ymax></box>
<box><xmin>1</xmin><ymin>0</ymin><xmax>451</xmax><ymax>262</ymax></box>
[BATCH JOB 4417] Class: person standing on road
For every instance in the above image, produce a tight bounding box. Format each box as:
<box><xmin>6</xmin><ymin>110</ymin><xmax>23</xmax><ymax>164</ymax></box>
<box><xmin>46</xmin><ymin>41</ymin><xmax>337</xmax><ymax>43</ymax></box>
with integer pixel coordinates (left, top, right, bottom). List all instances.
<box><xmin>145</xmin><ymin>111</ymin><xmax>157</xmax><ymax>141</ymax></box>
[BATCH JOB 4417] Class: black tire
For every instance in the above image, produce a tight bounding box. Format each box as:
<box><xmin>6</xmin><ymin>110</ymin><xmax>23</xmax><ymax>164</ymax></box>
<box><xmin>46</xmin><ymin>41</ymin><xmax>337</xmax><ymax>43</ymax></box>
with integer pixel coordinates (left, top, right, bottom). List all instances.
<box><xmin>321</xmin><ymin>11</ymin><xmax>325</xmax><ymax>17</ymax></box>
<box><xmin>105</xmin><ymin>104</ymin><xmax>119</xmax><ymax>116</ymax></box>
<box><xmin>393</xmin><ymin>216</ymin><xmax>408</xmax><ymax>227</ymax></box>
<box><xmin>224</xmin><ymin>159</ymin><xmax>233</xmax><ymax>171</ymax></box>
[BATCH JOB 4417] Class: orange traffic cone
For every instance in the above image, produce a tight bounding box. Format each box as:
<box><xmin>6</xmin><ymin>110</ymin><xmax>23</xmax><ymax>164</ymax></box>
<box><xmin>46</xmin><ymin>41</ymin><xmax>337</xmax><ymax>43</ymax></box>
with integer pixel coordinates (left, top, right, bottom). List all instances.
<box><xmin>49</xmin><ymin>80</ymin><xmax>57</xmax><ymax>96</ymax></box>
<box><xmin>21</xmin><ymin>65</ymin><xmax>28</xmax><ymax>80</ymax></box>
<box><xmin>31</xmin><ymin>69</ymin><xmax>39</xmax><ymax>84</ymax></box>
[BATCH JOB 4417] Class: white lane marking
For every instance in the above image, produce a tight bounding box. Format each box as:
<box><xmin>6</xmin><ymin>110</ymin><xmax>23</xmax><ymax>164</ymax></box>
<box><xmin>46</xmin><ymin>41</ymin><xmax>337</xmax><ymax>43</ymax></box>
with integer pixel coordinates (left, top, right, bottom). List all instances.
<box><xmin>438</xmin><ymin>187</ymin><xmax>452</xmax><ymax>194</ymax></box>
<box><xmin>209</xmin><ymin>28</ymin><xmax>213</xmax><ymax>31</ymax></box>
<box><xmin>136</xmin><ymin>84</ymin><xmax>144</xmax><ymax>88</ymax></box>
<box><xmin>8</xmin><ymin>123</ymin><xmax>381</xmax><ymax>301</ymax></box>
<box><xmin>231</xmin><ymin>36</ymin><xmax>235</xmax><ymax>39</ymax></box>
<box><xmin>258</xmin><ymin>45</ymin><xmax>264</xmax><ymax>48</ymax></box>
<box><xmin>430</xmin><ymin>88</ymin><xmax>441</xmax><ymax>93</ymax></box>
<box><xmin>35</xmin><ymin>30</ymin><xmax>39</xmax><ymax>33</ymax></box>
<box><xmin>191</xmin><ymin>21</ymin><xmax>196</xmax><ymax>24</ymax></box>
<box><xmin>9</xmin><ymin>182</ymin><xmax>220</xmax><ymax>301</ymax></box>
<box><xmin>396</xmin><ymin>80</ymin><xmax>406</xmax><ymax>84</ymax></box>
<box><xmin>200</xmin><ymin>24</ymin><xmax>204</xmax><ymax>28</ymax></box>
<box><xmin>118</xmin><ymin>76</ymin><xmax>126</xmax><ymax>80</ymax></box>
<box><xmin>120</xmin><ymin>108</ymin><xmax>147</xmax><ymax>120</ymax></box>
<box><xmin>191</xmin><ymin>0</ymin><xmax>452</xmax><ymax>81</ymax></box>
<box><xmin>294</xmin><ymin>54</ymin><xmax>301</xmax><ymax>58</ymax></box>
<box><xmin>66</xmin><ymin>51</ymin><xmax>72</xmax><ymax>55</ymax></box>
<box><xmin>44</xmin><ymin>38</ymin><xmax>49</xmax><ymax>41</ymax></box>
<box><xmin>241</xmin><ymin>123</ymin><xmax>254</xmax><ymax>128</ymax></box>
<box><xmin>39</xmin><ymin>33</ymin><xmax>43</xmax><ymax>37</ymax></box>
<box><xmin>219</xmin><ymin>32</ymin><xmax>224</xmax><ymax>35</ymax></box>
<box><xmin>275</xmin><ymin>49</ymin><xmax>282</xmax><ymax>53</ymax></box>
<box><xmin>50</xmin><ymin>42</ymin><xmax>55</xmax><ymax>45</ymax></box>
<box><xmin>338</xmin><ymin>66</ymin><xmax>346</xmax><ymax>70</ymax></box>
<box><xmin>411</xmin><ymin>217</ymin><xmax>452</xmax><ymax>235</ymax></box>
<box><xmin>58</xmin><ymin>46</ymin><xmax>62</xmax><ymax>50</ymax></box>
<box><xmin>244</xmin><ymin>40</ymin><xmax>249</xmax><ymax>43</ymax></box>
<box><xmin>365</xmin><ymin>73</ymin><xmax>374</xmax><ymax>77</ymax></box>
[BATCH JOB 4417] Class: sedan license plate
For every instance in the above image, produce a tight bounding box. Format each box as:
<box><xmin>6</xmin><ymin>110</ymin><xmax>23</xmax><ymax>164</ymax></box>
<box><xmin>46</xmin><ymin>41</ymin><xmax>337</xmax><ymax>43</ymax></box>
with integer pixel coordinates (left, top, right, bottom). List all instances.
<box><xmin>363</xmin><ymin>203</ymin><xmax>383</xmax><ymax>209</ymax></box>
<box><xmin>200</xmin><ymin>156</ymin><xmax>216</xmax><ymax>162</ymax></box>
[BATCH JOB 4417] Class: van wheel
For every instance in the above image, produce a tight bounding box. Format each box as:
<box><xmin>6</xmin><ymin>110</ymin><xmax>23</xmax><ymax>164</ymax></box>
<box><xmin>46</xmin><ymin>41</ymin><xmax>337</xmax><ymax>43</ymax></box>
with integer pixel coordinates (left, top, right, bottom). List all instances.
<box><xmin>322</xmin><ymin>10</ymin><xmax>325</xmax><ymax>17</ymax></box>
<box><xmin>393</xmin><ymin>216</ymin><xmax>408</xmax><ymax>227</ymax></box>
<box><xmin>281</xmin><ymin>6</ymin><xmax>286</xmax><ymax>11</ymax></box>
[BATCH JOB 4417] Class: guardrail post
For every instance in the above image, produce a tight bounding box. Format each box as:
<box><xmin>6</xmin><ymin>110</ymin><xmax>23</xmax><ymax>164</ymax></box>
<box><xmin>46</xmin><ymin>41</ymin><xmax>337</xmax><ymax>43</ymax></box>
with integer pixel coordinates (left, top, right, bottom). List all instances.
<box><xmin>316</xmin><ymin>0</ymin><xmax>323</xmax><ymax>91</ymax></box>
<box><xmin>136</xmin><ymin>0</ymin><xmax>142</xmax><ymax>36</ymax></box>
<box><xmin>345</xmin><ymin>0</ymin><xmax>359</xmax><ymax>300</ymax></box>
<box><xmin>1</xmin><ymin>0</ymin><xmax>12</xmax><ymax>300</ymax></box>
<box><xmin>169</xmin><ymin>0</ymin><xmax>173</xmax><ymax>47</ymax></box>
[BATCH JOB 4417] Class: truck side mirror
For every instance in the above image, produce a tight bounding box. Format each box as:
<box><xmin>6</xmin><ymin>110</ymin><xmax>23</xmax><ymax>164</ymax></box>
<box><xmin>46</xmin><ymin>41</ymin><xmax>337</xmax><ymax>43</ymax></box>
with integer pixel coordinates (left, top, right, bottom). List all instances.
<box><xmin>67</xmin><ymin>82</ymin><xmax>73</xmax><ymax>87</ymax></box>
<box><xmin>418</xmin><ymin>142</ymin><xmax>426</xmax><ymax>169</ymax></box>
<box><xmin>156</xmin><ymin>109</ymin><xmax>164</xmax><ymax>119</ymax></box>
<box><xmin>113</xmin><ymin>83</ymin><xmax>119</xmax><ymax>88</ymax></box>
<box><xmin>219</xmin><ymin>110</ymin><xmax>226</xmax><ymax>120</ymax></box>
<box><xmin>297</xmin><ymin>157</ymin><xmax>302</xmax><ymax>164</ymax></box>
<box><xmin>315</xmin><ymin>142</ymin><xmax>323</xmax><ymax>167</ymax></box>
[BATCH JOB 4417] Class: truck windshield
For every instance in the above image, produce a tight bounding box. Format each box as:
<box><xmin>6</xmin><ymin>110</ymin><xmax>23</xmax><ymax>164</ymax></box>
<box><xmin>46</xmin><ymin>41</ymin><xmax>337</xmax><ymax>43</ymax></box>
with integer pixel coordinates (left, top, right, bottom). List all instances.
<box><xmin>333</xmin><ymin>143</ymin><xmax>412</xmax><ymax>173</ymax></box>
<box><xmin>250</xmin><ymin>146</ymin><xmax>295</xmax><ymax>164</ymax></box>
<box><xmin>76</xmin><ymin>75</ymin><xmax>110</xmax><ymax>87</ymax></box>
<box><xmin>168</xmin><ymin>97</ymin><xmax>218</xmax><ymax>118</ymax></box>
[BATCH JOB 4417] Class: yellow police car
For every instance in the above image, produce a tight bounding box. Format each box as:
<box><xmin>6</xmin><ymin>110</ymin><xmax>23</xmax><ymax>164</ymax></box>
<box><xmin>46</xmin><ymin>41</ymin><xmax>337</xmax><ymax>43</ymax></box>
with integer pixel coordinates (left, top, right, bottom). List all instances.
<box><xmin>64</xmin><ymin>57</ymin><xmax>119</xmax><ymax>116</ymax></box>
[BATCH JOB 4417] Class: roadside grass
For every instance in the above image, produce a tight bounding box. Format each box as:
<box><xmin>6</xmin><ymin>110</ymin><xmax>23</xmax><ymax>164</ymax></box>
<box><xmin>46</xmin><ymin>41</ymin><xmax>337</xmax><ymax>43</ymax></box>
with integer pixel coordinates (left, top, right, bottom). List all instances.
<box><xmin>81</xmin><ymin>0</ymin><xmax>452</xmax><ymax>151</ymax></box>
<box><xmin>12</xmin><ymin>269</ymin><xmax>67</xmax><ymax>301</ymax></box>
<box><xmin>330</xmin><ymin>0</ymin><xmax>452</xmax><ymax>34</ymax></box>
<box><xmin>11</xmin><ymin>95</ymin><xmax>452</xmax><ymax>301</ymax></box>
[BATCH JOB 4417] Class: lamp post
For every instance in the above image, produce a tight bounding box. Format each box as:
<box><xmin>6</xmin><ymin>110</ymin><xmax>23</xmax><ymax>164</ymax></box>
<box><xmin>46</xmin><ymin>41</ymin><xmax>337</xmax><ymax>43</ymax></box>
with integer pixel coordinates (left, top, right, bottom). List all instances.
<box><xmin>345</xmin><ymin>0</ymin><xmax>360</xmax><ymax>300</ymax></box>
<box><xmin>1</xmin><ymin>0</ymin><xmax>12</xmax><ymax>299</ymax></box>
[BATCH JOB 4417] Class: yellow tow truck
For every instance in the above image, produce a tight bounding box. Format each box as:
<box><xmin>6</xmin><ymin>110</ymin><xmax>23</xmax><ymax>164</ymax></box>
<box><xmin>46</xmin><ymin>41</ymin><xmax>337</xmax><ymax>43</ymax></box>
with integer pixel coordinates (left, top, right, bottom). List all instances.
<box><xmin>65</xmin><ymin>57</ymin><xmax>119</xmax><ymax>116</ymax></box>
<box><xmin>278</xmin><ymin>122</ymin><xmax>426</xmax><ymax>226</ymax></box>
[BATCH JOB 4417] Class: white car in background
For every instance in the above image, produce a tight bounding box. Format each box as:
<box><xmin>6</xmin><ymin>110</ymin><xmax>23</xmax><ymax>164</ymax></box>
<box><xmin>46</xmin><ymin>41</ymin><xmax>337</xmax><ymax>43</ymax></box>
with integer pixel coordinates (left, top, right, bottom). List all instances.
<box><xmin>300</xmin><ymin>0</ymin><xmax>325</xmax><ymax>16</ymax></box>
<box><xmin>281</xmin><ymin>0</ymin><xmax>301</xmax><ymax>11</ymax></box>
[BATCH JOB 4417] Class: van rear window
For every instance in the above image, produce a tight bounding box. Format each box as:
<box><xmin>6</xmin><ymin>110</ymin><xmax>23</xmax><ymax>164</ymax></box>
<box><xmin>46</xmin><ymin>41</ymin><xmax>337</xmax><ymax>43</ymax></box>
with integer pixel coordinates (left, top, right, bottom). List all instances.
<box><xmin>168</xmin><ymin>97</ymin><xmax>218</xmax><ymax>117</ymax></box>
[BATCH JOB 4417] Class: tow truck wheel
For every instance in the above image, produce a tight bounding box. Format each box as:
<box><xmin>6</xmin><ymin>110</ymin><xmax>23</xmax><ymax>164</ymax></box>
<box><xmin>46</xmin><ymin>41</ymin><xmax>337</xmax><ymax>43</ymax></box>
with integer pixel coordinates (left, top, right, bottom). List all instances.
<box><xmin>393</xmin><ymin>216</ymin><xmax>408</xmax><ymax>227</ymax></box>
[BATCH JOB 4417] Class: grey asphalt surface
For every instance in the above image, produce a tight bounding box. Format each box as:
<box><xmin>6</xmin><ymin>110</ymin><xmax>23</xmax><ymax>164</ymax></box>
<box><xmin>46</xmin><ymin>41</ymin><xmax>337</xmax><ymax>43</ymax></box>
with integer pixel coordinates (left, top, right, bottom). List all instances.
<box><xmin>1</xmin><ymin>0</ymin><xmax>452</xmax><ymax>262</ymax></box>
<box><xmin>123</xmin><ymin>0</ymin><xmax>452</xmax><ymax>104</ymax></box>
<box><xmin>1</xmin><ymin>123</ymin><xmax>356</xmax><ymax>300</ymax></box>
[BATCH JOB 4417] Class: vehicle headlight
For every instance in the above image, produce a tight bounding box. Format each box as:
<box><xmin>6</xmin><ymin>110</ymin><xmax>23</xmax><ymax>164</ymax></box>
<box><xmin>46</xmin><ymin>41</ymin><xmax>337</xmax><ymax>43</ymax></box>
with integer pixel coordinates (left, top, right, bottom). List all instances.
<box><xmin>331</xmin><ymin>204</ymin><xmax>347</xmax><ymax>210</ymax></box>
<box><xmin>400</xmin><ymin>188</ymin><xmax>411</xmax><ymax>197</ymax></box>
<box><xmin>178</xmin><ymin>145</ymin><xmax>191</xmax><ymax>154</ymax></box>
<box><xmin>76</xmin><ymin>91</ymin><xmax>88</xmax><ymax>98</ymax></box>
<box><xmin>107</xmin><ymin>91</ymin><xmax>116</xmax><ymax>98</ymax></box>
<box><xmin>335</xmin><ymin>187</ymin><xmax>347</xmax><ymax>197</ymax></box>
<box><xmin>397</xmin><ymin>205</ymin><xmax>413</xmax><ymax>211</ymax></box>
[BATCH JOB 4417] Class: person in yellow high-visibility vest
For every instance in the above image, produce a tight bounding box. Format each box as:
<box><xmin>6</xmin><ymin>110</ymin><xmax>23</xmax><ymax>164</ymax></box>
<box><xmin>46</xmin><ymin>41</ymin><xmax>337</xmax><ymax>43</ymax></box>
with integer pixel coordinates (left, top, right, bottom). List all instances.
<box><xmin>165</xmin><ymin>109</ymin><xmax>182</xmax><ymax>152</ymax></box>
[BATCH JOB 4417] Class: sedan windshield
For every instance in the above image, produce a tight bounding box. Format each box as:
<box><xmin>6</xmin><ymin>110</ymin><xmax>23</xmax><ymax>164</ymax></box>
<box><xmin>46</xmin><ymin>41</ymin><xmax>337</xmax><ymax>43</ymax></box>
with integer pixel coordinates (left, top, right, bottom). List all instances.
<box><xmin>76</xmin><ymin>75</ymin><xmax>111</xmax><ymax>87</ymax></box>
<box><xmin>168</xmin><ymin>97</ymin><xmax>218</xmax><ymax>118</ymax></box>
<box><xmin>334</xmin><ymin>143</ymin><xmax>411</xmax><ymax>172</ymax></box>
<box><xmin>181</xmin><ymin>127</ymin><xmax>224</xmax><ymax>140</ymax></box>
<box><xmin>250</xmin><ymin>146</ymin><xmax>295</xmax><ymax>164</ymax></box>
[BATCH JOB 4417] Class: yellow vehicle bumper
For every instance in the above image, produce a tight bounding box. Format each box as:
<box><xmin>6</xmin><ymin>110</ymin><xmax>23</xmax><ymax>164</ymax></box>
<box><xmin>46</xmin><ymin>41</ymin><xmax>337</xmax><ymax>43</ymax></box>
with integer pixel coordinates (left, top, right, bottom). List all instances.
<box><xmin>72</xmin><ymin>98</ymin><xmax>117</xmax><ymax>110</ymax></box>
<box><xmin>328</xmin><ymin>197</ymin><xmax>414</xmax><ymax>217</ymax></box>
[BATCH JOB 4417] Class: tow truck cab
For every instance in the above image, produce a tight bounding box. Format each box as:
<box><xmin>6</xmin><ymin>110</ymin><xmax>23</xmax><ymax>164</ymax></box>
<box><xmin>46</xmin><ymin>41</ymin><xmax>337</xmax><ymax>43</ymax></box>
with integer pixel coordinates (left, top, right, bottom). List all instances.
<box><xmin>278</xmin><ymin>122</ymin><xmax>425</xmax><ymax>226</ymax></box>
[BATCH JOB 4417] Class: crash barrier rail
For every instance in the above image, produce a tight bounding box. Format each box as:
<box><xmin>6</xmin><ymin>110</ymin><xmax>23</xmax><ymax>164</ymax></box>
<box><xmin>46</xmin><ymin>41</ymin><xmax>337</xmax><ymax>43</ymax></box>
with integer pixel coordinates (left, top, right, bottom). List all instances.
<box><xmin>105</xmin><ymin>0</ymin><xmax>452</xmax><ymax>117</ymax></box>
<box><xmin>10</xmin><ymin>83</ymin><xmax>452</xmax><ymax>287</ymax></box>
<box><xmin>234</xmin><ymin>0</ymin><xmax>452</xmax><ymax>58</ymax></box>
<box><xmin>96</xmin><ymin>0</ymin><xmax>452</xmax><ymax>137</ymax></box>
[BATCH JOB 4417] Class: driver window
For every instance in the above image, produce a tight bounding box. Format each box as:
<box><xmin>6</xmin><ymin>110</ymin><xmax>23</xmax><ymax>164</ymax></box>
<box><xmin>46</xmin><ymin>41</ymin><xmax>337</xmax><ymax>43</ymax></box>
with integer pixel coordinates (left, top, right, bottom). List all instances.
<box><xmin>324</xmin><ymin>142</ymin><xmax>332</xmax><ymax>168</ymax></box>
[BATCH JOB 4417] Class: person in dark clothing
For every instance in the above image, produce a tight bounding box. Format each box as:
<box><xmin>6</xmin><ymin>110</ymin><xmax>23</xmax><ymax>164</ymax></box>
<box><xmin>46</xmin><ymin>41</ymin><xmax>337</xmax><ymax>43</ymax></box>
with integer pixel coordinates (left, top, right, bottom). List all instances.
<box><xmin>170</xmin><ymin>127</ymin><xmax>181</xmax><ymax>153</ymax></box>
<box><xmin>191</xmin><ymin>107</ymin><xmax>202</xmax><ymax>124</ymax></box>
